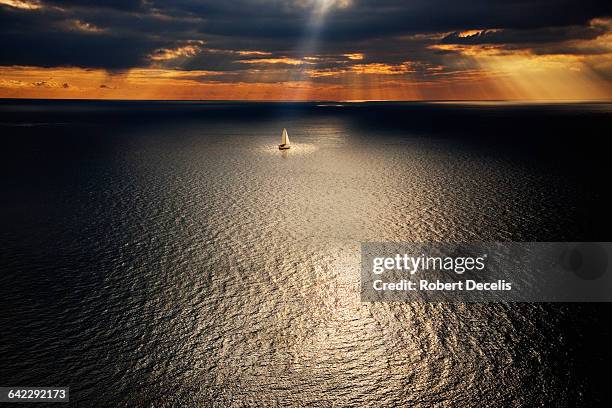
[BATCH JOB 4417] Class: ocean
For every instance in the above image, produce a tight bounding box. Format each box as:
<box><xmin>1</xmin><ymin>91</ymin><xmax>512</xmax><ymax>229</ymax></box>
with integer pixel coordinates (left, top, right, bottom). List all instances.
<box><xmin>1</xmin><ymin>100</ymin><xmax>611</xmax><ymax>406</ymax></box>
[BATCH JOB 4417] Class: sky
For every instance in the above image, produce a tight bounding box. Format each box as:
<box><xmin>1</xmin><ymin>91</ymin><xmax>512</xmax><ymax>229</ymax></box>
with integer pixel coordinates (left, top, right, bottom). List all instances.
<box><xmin>1</xmin><ymin>0</ymin><xmax>611</xmax><ymax>101</ymax></box>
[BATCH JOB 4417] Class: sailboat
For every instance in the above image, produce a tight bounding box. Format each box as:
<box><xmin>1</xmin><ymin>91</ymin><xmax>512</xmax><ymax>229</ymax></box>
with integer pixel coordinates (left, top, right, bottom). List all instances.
<box><xmin>279</xmin><ymin>128</ymin><xmax>291</xmax><ymax>150</ymax></box>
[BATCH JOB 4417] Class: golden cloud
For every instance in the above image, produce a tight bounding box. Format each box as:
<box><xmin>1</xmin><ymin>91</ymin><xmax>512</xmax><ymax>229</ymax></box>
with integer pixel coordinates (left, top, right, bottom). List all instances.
<box><xmin>351</xmin><ymin>62</ymin><xmax>414</xmax><ymax>74</ymax></box>
<box><xmin>235</xmin><ymin>50</ymin><xmax>272</xmax><ymax>56</ymax></box>
<box><xmin>150</xmin><ymin>41</ymin><xmax>205</xmax><ymax>61</ymax></box>
<box><xmin>343</xmin><ymin>53</ymin><xmax>364</xmax><ymax>60</ymax></box>
<box><xmin>309</xmin><ymin>61</ymin><xmax>414</xmax><ymax>77</ymax></box>
<box><xmin>0</xmin><ymin>0</ymin><xmax>42</xmax><ymax>10</ymax></box>
<box><xmin>237</xmin><ymin>57</ymin><xmax>307</xmax><ymax>65</ymax></box>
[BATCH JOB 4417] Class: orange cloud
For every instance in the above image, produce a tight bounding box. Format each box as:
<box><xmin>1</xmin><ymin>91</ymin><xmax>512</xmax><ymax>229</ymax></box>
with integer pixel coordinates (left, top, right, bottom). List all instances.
<box><xmin>237</xmin><ymin>57</ymin><xmax>308</xmax><ymax>65</ymax></box>
<box><xmin>1</xmin><ymin>54</ymin><xmax>611</xmax><ymax>102</ymax></box>
<box><xmin>308</xmin><ymin>62</ymin><xmax>414</xmax><ymax>77</ymax></box>
<box><xmin>0</xmin><ymin>0</ymin><xmax>41</xmax><ymax>10</ymax></box>
<box><xmin>235</xmin><ymin>50</ymin><xmax>272</xmax><ymax>56</ymax></box>
<box><xmin>351</xmin><ymin>62</ymin><xmax>414</xmax><ymax>75</ymax></box>
<box><xmin>150</xmin><ymin>41</ymin><xmax>204</xmax><ymax>61</ymax></box>
<box><xmin>343</xmin><ymin>53</ymin><xmax>364</xmax><ymax>60</ymax></box>
<box><xmin>427</xmin><ymin>21</ymin><xmax>612</xmax><ymax>100</ymax></box>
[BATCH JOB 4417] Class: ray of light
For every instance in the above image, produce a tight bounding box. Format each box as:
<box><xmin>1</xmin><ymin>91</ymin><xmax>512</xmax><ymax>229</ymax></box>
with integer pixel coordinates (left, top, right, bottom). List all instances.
<box><xmin>279</xmin><ymin>0</ymin><xmax>345</xmax><ymax>100</ymax></box>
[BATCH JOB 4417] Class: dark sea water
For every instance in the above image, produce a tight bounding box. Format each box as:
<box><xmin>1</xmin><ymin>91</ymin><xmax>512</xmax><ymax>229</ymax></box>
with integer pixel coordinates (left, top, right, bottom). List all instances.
<box><xmin>1</xmin><ymin>100</ymin><xmax>611</xmax><ymax>406</ymax></box>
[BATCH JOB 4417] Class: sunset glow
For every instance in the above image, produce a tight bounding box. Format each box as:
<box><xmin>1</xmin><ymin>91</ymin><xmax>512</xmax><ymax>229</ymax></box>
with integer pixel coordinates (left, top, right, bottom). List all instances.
<box><xmin>1</xmin><ymin>1</ymin><xmax>611</xmax><ymax>101</ymax></box>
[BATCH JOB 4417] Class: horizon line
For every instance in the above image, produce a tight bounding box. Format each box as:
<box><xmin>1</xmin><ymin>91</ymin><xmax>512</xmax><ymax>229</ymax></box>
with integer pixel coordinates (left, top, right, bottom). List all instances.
<box><xmin>1</xmin><ymin>97</ymin><xmax>611</xmax><ymax>104</ymax></box>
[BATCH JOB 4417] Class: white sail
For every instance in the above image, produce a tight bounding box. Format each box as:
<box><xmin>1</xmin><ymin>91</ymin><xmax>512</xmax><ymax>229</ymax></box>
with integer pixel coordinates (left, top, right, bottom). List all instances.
<box><xmin>281</xmin><ymin>128</ymin><xmax>290</xmax><ymax>146</ymax></box>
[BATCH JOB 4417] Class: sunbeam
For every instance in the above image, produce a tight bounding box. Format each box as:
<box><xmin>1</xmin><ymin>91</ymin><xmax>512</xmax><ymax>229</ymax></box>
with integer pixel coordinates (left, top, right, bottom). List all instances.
<box><xmin>280</xmin><ymin>0</ymin><xmax>350</xmax><ymax>100</ymax></box>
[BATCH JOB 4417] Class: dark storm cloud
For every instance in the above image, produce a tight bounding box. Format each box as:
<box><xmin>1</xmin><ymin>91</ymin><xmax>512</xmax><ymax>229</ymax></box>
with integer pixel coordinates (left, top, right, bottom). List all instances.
<box><xmin>0</xmin><ymin>30</ymin><xmax>166</xmax><ymax>69</ymax></box>
<box><xmin>172</xmin><ymin>0</ymin><xmax>612</xmax><ymax>42</ymax></box>
<box><xmin>0</xmin><ymin>4</ymin><xmax>181</xmax><ymax>69</ymax></box>
<box><xmin>179</xmin><ymin>51</ymin><xmax>249</xmax><ymax>72</ymax></box>
<box><xmin>0</xmin><ymin>0</ymin><xmax>610</xmax><ymax>70</ymax></box>
<box><xmin>0</xmin><ymin>9</ymin><xmax>168</xmax><ymax>69</ymax></box>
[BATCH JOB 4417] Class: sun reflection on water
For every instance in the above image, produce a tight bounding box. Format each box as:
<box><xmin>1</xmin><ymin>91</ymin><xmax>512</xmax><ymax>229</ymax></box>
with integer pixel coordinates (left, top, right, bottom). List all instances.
<box><xmin>258</xmin><ymin>143</ymin><xmax>319</xmax><ymax>156</ymax></box>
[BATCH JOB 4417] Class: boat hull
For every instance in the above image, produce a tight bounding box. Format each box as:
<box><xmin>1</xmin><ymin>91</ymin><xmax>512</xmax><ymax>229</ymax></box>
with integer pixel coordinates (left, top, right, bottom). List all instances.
<box><xmin>279</xmin><ymin>144</ymin><xmax>290</xmax><ymax>150</ymax></box>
